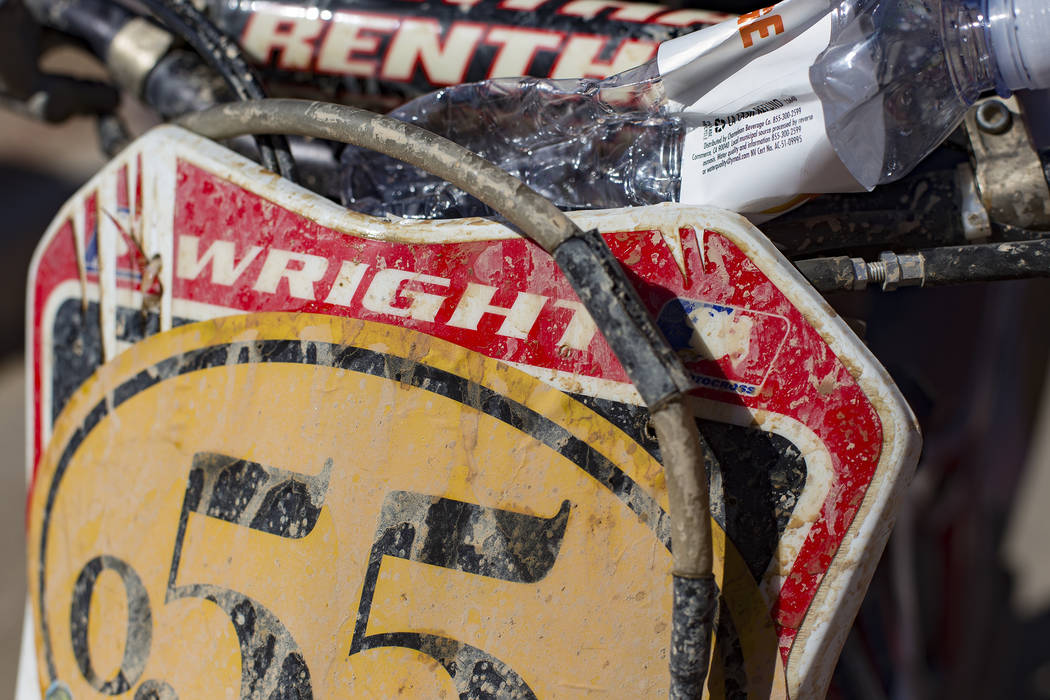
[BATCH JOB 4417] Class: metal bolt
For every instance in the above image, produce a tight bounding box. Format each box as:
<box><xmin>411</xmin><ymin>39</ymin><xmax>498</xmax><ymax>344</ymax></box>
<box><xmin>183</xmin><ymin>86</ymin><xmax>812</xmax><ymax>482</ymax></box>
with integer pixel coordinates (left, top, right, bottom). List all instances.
<box><xmin>45</xmin><ymin>681</ymin><xmax>73</xmax><ymax>700</ymax></box>
<box><xmin>876</xmin><ymin>251</ymin><xmax>902</xmax><ymax>290</ymax></box>
<box><xmin>975</xmin><ymin>100</ymin><xmax>1012</xmax><ymax>134</ymax></box>
<box><xmin>866</xmin><ymin>260</ymin><xmax>887</xmax><ymax>285</ymax></box>
<box><xmin>853</xmin><ymin>253</ymin><xmax>925</xmax><ymax>291</ymax></box>
<box><xmin>849</xmin><ymin>257</ymin><xmax>870</xmax><ymax>291</ymax></box>
<box><xmin>896</xmin><ymin>253</ymin><xmax>926</xmax><ymax>288</ymax></box>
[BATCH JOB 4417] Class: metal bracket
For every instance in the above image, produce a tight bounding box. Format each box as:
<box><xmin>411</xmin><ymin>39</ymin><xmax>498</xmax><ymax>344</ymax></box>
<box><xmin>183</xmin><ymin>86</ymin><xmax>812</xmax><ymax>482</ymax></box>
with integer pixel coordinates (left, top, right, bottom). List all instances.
<box><xmin>964</xmin><ymin>96</ymin><xmax>1050</xmax><ymax>229</ymax></box>
<box><xmin>956</xmin><ymin>163</ymin><xmax>992</xmax><ymax>241</ymax></box>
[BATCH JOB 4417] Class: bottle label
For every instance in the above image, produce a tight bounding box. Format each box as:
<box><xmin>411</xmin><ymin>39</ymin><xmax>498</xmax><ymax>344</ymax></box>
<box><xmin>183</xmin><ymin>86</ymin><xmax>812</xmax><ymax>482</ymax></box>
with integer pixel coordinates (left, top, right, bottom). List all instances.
<box><xmin>658</xmin><ymin>0</ymin><xmax>864</xmax><ymax>219</ymax></box>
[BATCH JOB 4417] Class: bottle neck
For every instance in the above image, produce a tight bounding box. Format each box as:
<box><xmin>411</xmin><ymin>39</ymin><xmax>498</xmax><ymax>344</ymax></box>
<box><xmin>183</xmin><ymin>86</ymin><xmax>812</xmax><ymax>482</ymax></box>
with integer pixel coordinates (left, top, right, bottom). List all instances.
<box><xmin>942</xmin><ymin>0</ymin><xmax>1002</xmax><ymax>102</ymax></box>
<box><xmin>982</xmin><ymin>0</ymin><xmax>1050</xmax><ymax>92</ymax></box>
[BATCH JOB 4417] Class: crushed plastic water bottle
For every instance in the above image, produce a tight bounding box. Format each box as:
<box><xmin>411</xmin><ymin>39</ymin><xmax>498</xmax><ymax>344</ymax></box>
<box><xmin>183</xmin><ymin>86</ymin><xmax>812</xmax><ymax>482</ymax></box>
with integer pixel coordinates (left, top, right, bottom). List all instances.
<box><xmin>341</xmin><ymin>63</ymin><xmax>682</xmax><ymax>219</ymax></box>
<box><xmin>341</xmin><ymin>0</ymin><xmax>1050</xmax><ymax>221</ymax></box>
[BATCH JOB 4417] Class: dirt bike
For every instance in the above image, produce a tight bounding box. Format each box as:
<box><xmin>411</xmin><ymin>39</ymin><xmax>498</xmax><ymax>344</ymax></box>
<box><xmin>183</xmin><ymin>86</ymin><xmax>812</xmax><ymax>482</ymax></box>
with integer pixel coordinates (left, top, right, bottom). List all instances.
<box><xmin>7</xmin><ymin>0</ymin><xmax>1050</xmax><ymax>698</ymax></box>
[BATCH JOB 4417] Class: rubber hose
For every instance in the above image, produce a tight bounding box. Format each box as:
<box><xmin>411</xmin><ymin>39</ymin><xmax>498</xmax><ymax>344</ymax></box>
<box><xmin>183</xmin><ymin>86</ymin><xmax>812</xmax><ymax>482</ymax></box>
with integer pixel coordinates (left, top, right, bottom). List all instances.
<box><xmin>177</xmin><ymin>98</ymin><xmax>716</xmax><ymax>698</ymax></box>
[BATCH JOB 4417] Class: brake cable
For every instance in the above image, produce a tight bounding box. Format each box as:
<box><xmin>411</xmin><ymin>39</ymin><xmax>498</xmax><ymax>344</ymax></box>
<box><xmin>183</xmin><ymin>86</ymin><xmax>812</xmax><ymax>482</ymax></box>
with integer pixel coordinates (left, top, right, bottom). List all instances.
<box><xmin>178</xmin><ymin>97</ymin><xmax>718</xmax><ymax>699</ymax></box>
<box><xmin>135</xmin><ymin>0</ymin><xmax>298</xmax><ymax>182</ymax></box>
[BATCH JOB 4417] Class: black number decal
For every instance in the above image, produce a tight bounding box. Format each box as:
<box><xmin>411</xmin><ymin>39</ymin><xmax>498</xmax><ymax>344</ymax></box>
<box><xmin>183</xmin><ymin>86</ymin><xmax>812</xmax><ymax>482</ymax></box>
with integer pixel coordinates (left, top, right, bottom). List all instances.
<box><xmin>164</xmin><ymin>452</ymin><xmax>331</xmax><ymax>699</ymax></box>
<box><xmin>71</xmin><ymin>460</ymin><xmax>569</xmax><ymax>698</ymax></box>
<box><xmin>133</xmin><ymin>679</ymin><xmax>178</xmax><ymax>700</ymax></box>
<box><xmin>70</xmin><ymin>555</ymin><xmax>152</xmax><ymax>695</ymax></box>
<box><xmin>69</xmin><ymin>452</ymin><xmax>332</xmax><ymax>698</ymax></box>
<box><xmin>349</xmin><ymin>491</ymin><xmax>571</xmax><ymax>699</ymax></box>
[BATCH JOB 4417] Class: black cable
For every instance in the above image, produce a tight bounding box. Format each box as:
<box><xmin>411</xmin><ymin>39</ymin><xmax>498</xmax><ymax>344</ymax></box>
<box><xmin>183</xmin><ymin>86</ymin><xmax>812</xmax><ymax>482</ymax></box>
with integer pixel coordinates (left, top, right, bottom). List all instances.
<box><xmin>794</xmin><ymin>256</ymin><xmax>857</xmax><ymax>292</ymax></box>
<box><xmin>26</xmin><ymin>0</ymin><xmax>297</xmax><ymax>177</ymax></box>
<box><xmin>796</xmin><ymin>238</ymin><xmax>1050</xmax><ymax>292</ymax></box>
<box><xmin>922</xmin><ymin>239</ymin><xmax>1050</xmax><ymax>286</ymax></box>
<box><xmin>133</xmin><ymin>0</ymin><xmax>297</xmax><ymax>181</ymax></box>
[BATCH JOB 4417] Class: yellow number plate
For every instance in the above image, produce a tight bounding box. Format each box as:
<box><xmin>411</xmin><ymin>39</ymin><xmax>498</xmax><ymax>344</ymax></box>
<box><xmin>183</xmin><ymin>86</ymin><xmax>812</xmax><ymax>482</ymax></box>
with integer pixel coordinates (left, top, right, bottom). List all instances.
<box><xmin>28</xmin><ymin>312</ymin><xmax>783</xmax><ymax>698</ymax></box>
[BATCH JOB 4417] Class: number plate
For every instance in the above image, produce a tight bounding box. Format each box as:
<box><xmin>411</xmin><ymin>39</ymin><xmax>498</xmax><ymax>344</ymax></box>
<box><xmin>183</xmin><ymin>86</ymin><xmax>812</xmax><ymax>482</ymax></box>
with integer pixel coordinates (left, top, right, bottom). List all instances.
<box><xmin>26</xmin><ymin>126</ymin><xmax>920</xmax><ymax>698</ymax></box>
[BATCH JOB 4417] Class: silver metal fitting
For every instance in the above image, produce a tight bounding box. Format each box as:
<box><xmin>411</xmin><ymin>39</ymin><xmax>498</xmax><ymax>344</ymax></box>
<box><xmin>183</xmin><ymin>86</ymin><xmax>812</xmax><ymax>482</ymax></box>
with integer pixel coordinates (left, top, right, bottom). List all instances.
<box><xmin>871</xmin><ymin>252</ymin><xmax>900</xmax><ymax>290</ymax></box>
<box><xmin>894</xmin><ymin>252</ymin><xmax>926</xmax><ymax>290</ymax></box>
<box><xmin>975</xmin><ymin>100</ymin><xmax>1013</xmax><ymax>134</ymax></box>
<box><xmin>106</xmin><ymin>18</ymin><xmax>174</xmax><ymax>96</ymax></box>
<box><xmin>851</xmin><ymin>252</ymin><xmax>925</xmax><ymax>291</ymax></box>
<box><xmin>849</xmin><ymin>257</ymin><xmax>869</xmax><ymax>291</ymax></box>
<box><xmin>964</xmin><ymin>96</ymin><xmax>1050</xmax><ymax>228</ymax></box>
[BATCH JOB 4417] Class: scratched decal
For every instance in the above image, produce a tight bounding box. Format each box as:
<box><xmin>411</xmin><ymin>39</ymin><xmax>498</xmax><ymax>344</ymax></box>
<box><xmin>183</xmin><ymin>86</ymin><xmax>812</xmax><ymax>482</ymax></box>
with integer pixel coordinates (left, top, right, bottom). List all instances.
<box><xmin>27</xmin><ymin>128</ymin><xmax>917</xmax><ymax>699</ymax></box>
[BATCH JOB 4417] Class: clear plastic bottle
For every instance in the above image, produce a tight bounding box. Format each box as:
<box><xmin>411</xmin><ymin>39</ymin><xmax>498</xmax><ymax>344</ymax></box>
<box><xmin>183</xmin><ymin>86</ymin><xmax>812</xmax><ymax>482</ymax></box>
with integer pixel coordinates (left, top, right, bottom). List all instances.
<box><xmin>341</xmin><ymin>63</ymin><xmax>681</xmax><ymax>219</ymax></box>
<box><xmin>814</xmin><ymin>0</ymin><xmax>1050</xmax><ymax>189</ymax></box>
<box><xmin>341</xmin><ymin>0</ymin><xmax>1050</xmax><ymax>220</ymax></box>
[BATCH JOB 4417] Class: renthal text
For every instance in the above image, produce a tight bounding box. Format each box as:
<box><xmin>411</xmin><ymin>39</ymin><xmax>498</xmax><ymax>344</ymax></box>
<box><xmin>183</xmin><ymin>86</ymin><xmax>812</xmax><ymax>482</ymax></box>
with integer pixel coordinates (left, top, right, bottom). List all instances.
<box><xmin>242</xmin><ymin>1</ymin><xmax>726</xmax><ymax>84</ymax></box>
